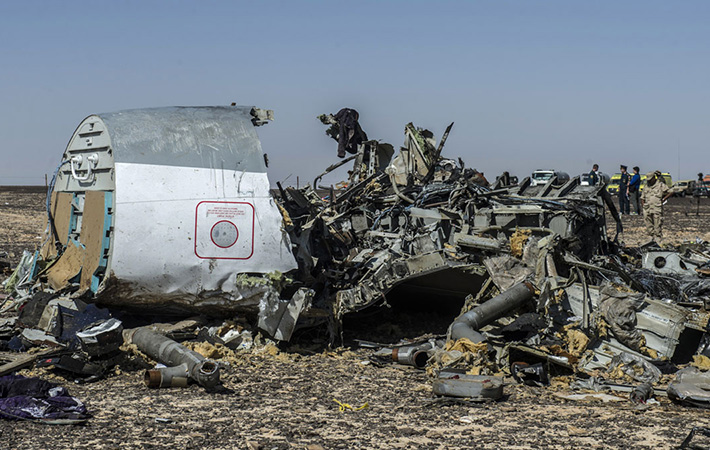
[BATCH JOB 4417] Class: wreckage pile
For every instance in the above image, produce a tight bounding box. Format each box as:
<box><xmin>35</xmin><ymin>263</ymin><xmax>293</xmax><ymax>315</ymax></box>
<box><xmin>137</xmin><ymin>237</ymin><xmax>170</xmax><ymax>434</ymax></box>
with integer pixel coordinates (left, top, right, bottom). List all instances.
<box><xmin>1</xmin><ymin>106</ymin><xmax>710</xmax><ymax>426</ymax></box>
<box><xmin>275</xmin><ymin>109</ymin><xmax>710</xmax><ymax>407</ymax></box>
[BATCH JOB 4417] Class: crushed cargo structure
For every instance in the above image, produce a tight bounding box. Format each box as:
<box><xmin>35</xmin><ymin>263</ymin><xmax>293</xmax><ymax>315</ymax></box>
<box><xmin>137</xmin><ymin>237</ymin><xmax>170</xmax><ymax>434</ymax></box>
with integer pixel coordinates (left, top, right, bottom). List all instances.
<box><xmin>274</xmin><ymin>109</ymin><xmax>710</xmax><ymax>407</ymax></box>
<box><xmin>276</xmin><ymin>111</ymin><xmax>625</xmax><ymax>339</ymax></box>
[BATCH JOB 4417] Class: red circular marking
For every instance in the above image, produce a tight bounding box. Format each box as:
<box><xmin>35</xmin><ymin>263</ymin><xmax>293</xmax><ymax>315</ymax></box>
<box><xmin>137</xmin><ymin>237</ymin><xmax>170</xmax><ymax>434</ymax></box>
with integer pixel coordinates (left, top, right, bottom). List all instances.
<box><xmin>210</xmin><ymin>220</ymin><xmax>239</xmax><ymax>248</ymax></box>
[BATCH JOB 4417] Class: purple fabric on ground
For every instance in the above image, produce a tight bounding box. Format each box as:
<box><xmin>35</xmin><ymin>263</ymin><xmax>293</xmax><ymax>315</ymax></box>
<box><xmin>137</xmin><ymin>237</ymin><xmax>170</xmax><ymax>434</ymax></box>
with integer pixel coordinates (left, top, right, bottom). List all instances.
<box><xmin>0</xmin><ymin>375</ymin><xmax>89</xmax><ymax>421</ymax></box>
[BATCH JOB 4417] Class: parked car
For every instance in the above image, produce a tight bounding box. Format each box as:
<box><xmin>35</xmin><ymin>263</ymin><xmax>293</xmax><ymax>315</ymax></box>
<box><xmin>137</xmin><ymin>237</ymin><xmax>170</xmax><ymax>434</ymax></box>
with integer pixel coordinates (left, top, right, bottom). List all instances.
<box><xmin>660</xmin><ymin>172</ymin><xmax>673</xmax><ymax>188</ymax></box>
<box><xmin>672</xmin><ymin>180</ymin><xmax>696</xmax><ymax>197</ymax></box>
<box><xmin>606</xmin><ymin>173</ymin><xmax>622</xmax><ymax>195</ymax></box>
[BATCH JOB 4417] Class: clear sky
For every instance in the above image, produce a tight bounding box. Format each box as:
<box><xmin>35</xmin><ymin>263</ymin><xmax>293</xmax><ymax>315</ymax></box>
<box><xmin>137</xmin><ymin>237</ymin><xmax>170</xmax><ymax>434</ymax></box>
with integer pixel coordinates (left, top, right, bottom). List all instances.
<box><xmin>1</xmin><ymin>1</ymin><xmax>709</xmax><ymax>187</ymax></box>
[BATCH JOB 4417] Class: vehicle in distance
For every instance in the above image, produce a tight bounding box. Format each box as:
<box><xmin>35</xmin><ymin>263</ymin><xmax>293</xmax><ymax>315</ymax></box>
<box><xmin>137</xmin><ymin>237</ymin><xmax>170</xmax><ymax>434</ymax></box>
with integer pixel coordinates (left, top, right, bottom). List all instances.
<box><xmin>607</xmin><ymin>173</ymin><xmax>622</xmax><ymax>195</ymax></box>
<box><xmin>531</xmin><ymin>169</ymin><xmax>570</xmax><ymax>186</ymax></box>
<box><xmin>605</xmin><ymin>172</ymin><xmax>670</xmax><ymax>194</ymax></box>
<box><xmin>672</xmin><ymin>180</ymin><xmax>696</xmax><ymax>197</ymax></box>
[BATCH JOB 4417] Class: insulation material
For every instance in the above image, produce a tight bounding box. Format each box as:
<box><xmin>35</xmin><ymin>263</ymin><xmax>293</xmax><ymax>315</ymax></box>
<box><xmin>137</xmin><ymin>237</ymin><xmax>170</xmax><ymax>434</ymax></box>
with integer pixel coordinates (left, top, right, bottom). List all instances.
<box><xmin>79</xmin><ymin>191</ymin><xmax>108</xmax><ymax>292</ymax></box>
<box><xmin>598</xmin><ymin>287</ymin><xmax>648</xmax><ymax>353</ymax></box>
<box><xmin>509</xmin><ymin>228</ymin><xmax>532</xmax><ymax>258</ymax></box>
<box><xmin>41</xmin><ymin>192</ymin><xmax>73</xmax><ymax>260</ymax></box>
<box><xmin>563</xmin><ymin>283</ymin><xmax>689</xmax><ymax>361</ymax></box>
<box><xmin>46</xmin><ymin>241</ymin><xmax>84</xmax><ymax>290</ymax></box>
<box><xmin>692</xmin><ymin>355</ymin><xmax>710</xmax><ymax>371</ymax></box>
<box><xmin>483</xmin><ymin>255</ymin><xmax>533</xmax><ymax>291</ymax></box>
<box><xmin>566</xmin><ymin>329</ymin><xmax>590</xmax><ymax>357</ymax></box>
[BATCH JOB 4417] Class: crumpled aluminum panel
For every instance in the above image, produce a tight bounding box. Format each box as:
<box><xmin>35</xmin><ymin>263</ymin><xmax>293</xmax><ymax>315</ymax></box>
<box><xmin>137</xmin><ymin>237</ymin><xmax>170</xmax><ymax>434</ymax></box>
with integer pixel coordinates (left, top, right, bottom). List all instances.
<box><xmin>100</xmin><ymin>106</ymin><xmax>267</xmax><ymax>172</ymax></box>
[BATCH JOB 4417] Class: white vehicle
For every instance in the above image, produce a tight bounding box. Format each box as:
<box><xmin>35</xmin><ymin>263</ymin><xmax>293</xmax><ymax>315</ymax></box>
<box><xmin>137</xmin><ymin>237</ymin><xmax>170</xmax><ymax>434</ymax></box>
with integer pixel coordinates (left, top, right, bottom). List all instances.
<box><xmin>530</xmin><ymin>169</ymin><xmax>570</xmax><ymax>187</ymax></box>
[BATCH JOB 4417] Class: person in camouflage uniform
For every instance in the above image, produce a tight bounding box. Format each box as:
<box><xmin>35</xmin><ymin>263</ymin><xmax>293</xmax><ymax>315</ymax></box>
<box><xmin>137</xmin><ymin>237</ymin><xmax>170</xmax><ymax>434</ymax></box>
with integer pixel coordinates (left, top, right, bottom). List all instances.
<box><xmin>641</xmin><ymin>170</ymin><xmax>672</xmax><ymax>244</ymax></box>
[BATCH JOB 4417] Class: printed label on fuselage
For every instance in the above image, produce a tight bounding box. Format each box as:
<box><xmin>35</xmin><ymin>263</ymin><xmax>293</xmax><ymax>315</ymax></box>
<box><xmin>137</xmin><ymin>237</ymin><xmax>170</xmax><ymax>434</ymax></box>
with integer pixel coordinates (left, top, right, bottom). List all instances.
<box><xmin>195</xmin><ymin>201</ymin><xmax>254</xmax><ymax>259</ymax></box>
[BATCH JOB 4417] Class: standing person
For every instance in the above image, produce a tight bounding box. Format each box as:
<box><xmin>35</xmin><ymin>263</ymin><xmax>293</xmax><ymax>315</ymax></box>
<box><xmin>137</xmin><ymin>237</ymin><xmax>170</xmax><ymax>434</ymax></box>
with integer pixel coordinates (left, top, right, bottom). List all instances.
<box><xmin>628</xmin><ymin>166</ymin><xmax>641</xmax><ymax>215</ymax></box>
<box><xmin>641</xmin><ymin>170</ymin><xmax>672</xmax><ymax>245</ymax></box>
<box><xmin>589</xmin><ymin>164</ymin><xmax>600</xmax><ymax>186</ymax></box>
<box><xmin>618</xmin><ymin>165</ymin><xmax>630</xmax><ymax>215</ymax></box>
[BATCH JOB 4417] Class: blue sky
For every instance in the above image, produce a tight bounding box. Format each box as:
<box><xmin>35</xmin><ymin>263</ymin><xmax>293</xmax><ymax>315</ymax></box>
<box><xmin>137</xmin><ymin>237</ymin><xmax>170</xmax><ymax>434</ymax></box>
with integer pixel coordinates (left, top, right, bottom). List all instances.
<box><xmin>1</xmin><ymin>1</ymin><xmax>709</xmax><ymax>186</ymax></box>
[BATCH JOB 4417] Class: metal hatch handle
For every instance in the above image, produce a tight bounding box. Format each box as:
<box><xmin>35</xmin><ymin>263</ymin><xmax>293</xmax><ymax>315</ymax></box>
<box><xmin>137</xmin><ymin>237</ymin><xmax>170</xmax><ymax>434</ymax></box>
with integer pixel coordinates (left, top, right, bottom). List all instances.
<box><xmin>69</xmin><ymin>153</ymin><xmax>99</xmax><ymax>182</ymax></box>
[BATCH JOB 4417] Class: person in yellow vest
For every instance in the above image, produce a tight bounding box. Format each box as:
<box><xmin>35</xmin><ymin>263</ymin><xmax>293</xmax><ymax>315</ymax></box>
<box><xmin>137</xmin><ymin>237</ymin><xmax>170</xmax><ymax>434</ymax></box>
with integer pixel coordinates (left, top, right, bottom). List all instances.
<box><xmin>641</xmin><ymin>170</ymin><xmax>673</xmax><ymax>245</ymax></box>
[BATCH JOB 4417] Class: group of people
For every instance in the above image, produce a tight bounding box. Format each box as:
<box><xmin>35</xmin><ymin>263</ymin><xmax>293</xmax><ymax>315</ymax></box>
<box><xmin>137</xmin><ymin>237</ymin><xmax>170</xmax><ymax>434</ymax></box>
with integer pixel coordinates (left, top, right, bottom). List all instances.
<box><xmin>589</xmin><ymin>164</ymin><xmax>673</xmax><ymax>245</ymax></box>
<box><xmin>615</xmin><ymin>164</ymin><xmax>642</xmax><ymax>215</ymax></box>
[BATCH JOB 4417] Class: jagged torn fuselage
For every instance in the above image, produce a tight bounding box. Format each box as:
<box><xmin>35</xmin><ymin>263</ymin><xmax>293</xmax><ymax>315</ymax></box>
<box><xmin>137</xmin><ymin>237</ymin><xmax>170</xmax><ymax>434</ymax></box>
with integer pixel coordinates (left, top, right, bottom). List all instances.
<box><xmin>46</xmin><ymin>106</ymin><xmax>297</xmax><ymax>313</ymax></box>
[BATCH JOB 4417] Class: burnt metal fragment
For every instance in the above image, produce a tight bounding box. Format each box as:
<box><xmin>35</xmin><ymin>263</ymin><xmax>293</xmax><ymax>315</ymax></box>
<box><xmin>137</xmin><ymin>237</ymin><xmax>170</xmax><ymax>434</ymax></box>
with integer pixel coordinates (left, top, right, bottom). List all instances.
<box><xmin>125</xmin><ymin>327</ymin><xmax>220</xmax><ymax>389</ymax></box>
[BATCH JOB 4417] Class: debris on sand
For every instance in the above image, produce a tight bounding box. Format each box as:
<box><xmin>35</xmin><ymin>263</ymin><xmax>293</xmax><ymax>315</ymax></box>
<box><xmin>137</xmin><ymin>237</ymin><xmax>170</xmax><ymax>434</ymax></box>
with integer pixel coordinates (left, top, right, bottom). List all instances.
<box><xmin>2</xmin><ymin>105</ymin><xmax>710</xmax><ymax>426</ymax></box>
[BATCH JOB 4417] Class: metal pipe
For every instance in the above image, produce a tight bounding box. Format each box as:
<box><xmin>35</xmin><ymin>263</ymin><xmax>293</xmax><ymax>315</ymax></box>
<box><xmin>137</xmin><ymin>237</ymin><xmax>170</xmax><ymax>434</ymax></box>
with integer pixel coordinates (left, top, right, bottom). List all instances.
<box><xmin>473</xmin><ymin>226</ymin><xmax>555</xmax><ymax>236</ymax></box>
<box><xmin>145</xmin><ymin>364</ymin><xmax>190</xmax><ymax>388</ymax></box>
<box><xmin>313</xmin><ymin>154</ymin><xmax>358</xmax><ymax>188</ymax></box>
<box><xmin>450</xmin><ymin>281</ymin><xmax>536</xmax><ymax>343</ymax></box>
<box><xmin>126</xmin><ymin>328</ymin><xmax>220</xmax><ymax>389</ymax></box>
<box><xmin>392</xmin><ymin>343</ymin><xmax>434</xmax><ymax>369</ymax></box>
<box><xmin>630</xmin><ymin>382</ymin><xmax>653</xmax><ymax>403</ymax></box>
<box><xmin>387</xmin><ymin>169</ymin><xmax>415</xmax><ymax>204</ymax></box>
